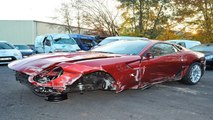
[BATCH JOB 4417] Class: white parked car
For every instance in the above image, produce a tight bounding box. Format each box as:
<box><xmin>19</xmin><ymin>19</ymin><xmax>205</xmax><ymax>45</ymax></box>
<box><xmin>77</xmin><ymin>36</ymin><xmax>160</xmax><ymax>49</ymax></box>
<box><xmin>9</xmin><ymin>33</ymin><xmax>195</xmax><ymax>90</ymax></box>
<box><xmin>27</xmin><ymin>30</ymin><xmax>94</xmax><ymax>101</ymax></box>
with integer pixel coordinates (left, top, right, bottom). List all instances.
<box><xmin>0</xmin><ymin>41</ymin><xmax>22</xmax><ymax>64</ymax></box>
<box><xmin>166</xmin><ymin>40</ymin><xmax>201</xmax><ymax>49</ymax></box>
<box><xmin>34</xmin><ymin>34</ymin><xmax>80</xmax><ymax>53</ymax></box>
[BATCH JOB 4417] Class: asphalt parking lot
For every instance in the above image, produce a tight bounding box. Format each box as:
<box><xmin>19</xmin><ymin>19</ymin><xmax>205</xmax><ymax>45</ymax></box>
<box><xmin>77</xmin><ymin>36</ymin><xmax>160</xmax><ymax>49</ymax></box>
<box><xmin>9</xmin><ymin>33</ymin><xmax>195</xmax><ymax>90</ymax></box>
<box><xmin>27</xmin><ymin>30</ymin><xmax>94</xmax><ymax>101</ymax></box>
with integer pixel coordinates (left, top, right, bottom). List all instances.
<box><xmin>0</xmin><ymin>65</ymin><xmax>213</xmax><ymax>120</ymax></box>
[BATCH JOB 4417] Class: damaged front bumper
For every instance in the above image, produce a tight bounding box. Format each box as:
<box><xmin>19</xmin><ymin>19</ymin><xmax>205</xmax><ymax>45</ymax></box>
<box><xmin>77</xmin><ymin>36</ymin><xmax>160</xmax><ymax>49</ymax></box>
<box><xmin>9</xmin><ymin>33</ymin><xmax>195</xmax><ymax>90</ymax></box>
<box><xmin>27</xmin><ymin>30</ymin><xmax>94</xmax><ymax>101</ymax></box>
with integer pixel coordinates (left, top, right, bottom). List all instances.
<box><xmin>15</xmin><ymin>72</ymin><xmax>62</xmax><ymax>97</ymax></box>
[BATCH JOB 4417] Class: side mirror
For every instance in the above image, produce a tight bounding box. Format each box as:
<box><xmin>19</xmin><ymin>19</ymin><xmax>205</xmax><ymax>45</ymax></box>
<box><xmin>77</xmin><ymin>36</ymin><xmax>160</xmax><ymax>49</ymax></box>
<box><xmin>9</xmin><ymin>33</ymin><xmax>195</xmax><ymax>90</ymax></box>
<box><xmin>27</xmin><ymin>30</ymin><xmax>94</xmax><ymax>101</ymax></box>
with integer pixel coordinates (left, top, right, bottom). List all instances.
<box><xmin>143</xmin><ymin>52</ymin><xmax>154</xmax><ymax>60</ymax></box>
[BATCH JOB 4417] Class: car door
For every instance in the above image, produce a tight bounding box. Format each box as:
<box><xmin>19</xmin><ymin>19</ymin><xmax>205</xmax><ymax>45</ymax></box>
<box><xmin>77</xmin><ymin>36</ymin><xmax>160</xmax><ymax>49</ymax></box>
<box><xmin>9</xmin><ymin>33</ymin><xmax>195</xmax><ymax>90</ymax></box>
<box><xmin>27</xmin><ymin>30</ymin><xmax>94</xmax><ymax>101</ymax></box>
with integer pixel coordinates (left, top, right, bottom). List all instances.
<box><xmin>43</xmin><ymin>36</ymin><xmax>52</xmax><ymax>53</ymax></box>
<box><xmin>35</xmin><ymin>36</ymin><xmax>45</xmax><ymax>53</ymax></box>
<box><xmin>140</xmin><ymin>43</ymin><xmax>182</xmax><ymax>83</ymax></box>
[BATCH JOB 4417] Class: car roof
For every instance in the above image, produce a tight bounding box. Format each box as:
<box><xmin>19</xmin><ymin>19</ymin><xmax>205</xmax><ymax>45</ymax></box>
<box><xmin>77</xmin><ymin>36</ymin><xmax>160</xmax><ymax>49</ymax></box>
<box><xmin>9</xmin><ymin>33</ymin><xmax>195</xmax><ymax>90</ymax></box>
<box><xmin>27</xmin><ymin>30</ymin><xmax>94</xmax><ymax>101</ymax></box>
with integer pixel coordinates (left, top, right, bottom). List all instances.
<box><xmin>105</xmin><ymin>36</ymin><xmax>148</xmax><ymax>40</ymax></box>
<box><xmin>14</xmin><ymin>44</ymin><xmax>28</xmax><ymax>46</ymax></box>
<box><xmin>69</xmin><ymin>34</ymin><xmax>96</xmax><ymax>40</ymax></box>
<box><xmin>117</xmin><ymin>39</ymin><xmax>164</xmax><ymax>44</ymax></box>
<box><xmin>36</xmin><ymin>34</ymin><xmax>71</xmax><ymax>40</ymax></box>
<box><xmin>166</xmin><ymin>39</ymin><xmax>201</xmax><ymax>43</ymax></box>
<box><xmin>0</xmin><ymin>41</ymin><xmax>7</xmax><ymax>43</ymax></box>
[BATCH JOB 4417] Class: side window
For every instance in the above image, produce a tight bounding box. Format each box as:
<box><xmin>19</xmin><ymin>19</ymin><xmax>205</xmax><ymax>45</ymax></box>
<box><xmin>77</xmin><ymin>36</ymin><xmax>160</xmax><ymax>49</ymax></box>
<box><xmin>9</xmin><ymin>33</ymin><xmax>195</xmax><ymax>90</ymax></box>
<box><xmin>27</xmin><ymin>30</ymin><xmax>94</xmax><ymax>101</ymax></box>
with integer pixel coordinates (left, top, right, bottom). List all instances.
<box><xmin>149</xmin><ymin>43</ymin><xmax>177</xmax><ymax>57</ymax></box>
<box><xmin>177</xmin><ymin>42</ymin><xmax>186</xmax><ymax>47</ymax></box>
<box><xmin>81</xmin><ymin>39</ymin><xmax>93</xmax><ymax>44</ymax></box>
<box><xmin>44</xmin><ymin>36</ymin><xmax>51</xmax><ymax>46</ymax></box>
<box><xmin>73</xmin><ymin>38</ymin><xmax>81</xmax><ymax>45</ymax></box>
<box><xmin>45</xmin><ymin>40</ymin><xmax>51</xmax><ymax>46</ymax></box>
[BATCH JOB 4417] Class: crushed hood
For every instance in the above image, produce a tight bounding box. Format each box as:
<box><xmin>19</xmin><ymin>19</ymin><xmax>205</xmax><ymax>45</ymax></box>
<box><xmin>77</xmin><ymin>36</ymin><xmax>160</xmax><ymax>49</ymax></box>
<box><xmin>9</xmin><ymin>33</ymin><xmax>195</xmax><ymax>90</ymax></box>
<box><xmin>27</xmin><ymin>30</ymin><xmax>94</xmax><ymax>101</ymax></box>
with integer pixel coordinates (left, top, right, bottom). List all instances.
<box><xmin>8</xmin><ymin>52</ymin><xmax>122</xmax><ymax>74</ymax></box>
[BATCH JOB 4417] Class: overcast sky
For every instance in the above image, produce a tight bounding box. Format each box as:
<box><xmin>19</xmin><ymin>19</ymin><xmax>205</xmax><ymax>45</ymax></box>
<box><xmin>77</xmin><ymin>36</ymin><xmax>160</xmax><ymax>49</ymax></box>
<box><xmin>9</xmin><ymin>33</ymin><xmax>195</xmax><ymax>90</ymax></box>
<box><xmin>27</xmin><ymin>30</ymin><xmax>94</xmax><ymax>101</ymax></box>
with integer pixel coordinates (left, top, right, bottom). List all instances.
<box><xmin>0</xmin><ymin>0</ymin><xmax>72</xmax><ymax>22</ymax></box>
<box><xmin>0</xmin><ymin>0</ymin><xmax>187</xmax><ymax>31</ymax></box>
<box><xmin>0</xmin><ymin>0</ymin><xmax>119</xmax><ymax>23</ymax></box>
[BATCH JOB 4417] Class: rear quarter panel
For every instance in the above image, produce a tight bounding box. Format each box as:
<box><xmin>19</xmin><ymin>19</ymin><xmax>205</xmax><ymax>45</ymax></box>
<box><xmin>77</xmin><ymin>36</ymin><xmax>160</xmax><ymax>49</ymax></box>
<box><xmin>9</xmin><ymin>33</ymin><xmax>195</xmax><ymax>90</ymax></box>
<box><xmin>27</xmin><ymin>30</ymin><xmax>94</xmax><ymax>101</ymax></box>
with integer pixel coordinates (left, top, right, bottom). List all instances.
<box><xmin>180</xmin><ymin>50</ymin><xmax>205</xmax><ymax>75</ymax></box>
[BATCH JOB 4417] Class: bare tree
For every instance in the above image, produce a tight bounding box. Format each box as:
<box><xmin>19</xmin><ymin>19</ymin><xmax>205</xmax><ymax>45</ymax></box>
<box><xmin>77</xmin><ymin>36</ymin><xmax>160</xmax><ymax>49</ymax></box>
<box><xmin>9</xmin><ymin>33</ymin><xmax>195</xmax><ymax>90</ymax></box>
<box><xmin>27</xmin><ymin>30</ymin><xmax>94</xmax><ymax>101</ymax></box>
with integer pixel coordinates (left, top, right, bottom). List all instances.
<box><xmin>51</xmin><ymin>2</ymin><xmax>73</xmax><ymax>33</ymax></box>
<box><xmin>71</xmin><ymin>0</ymin><xmax>83</xmax><ymax>34</ymax></box>
<box><xmin>51</xmin><ymin>0</ymin><xmax>119</xmax><ymax>36</ymax></box>
<box><xmin>80</xmin><ymin>0</ymin><xmax>119</xmax><ymax>36</ymax></box>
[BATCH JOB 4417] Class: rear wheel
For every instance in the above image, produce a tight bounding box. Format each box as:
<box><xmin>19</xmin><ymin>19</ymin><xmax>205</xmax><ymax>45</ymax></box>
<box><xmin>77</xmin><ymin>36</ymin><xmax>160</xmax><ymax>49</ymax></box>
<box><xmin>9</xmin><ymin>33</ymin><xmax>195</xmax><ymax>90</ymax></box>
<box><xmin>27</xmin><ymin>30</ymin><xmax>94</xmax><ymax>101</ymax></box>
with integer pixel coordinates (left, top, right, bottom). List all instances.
<box><xmin>181</xmin><ymin>62</ymin><xmax>202</xmax><ymax>85</ymax></box>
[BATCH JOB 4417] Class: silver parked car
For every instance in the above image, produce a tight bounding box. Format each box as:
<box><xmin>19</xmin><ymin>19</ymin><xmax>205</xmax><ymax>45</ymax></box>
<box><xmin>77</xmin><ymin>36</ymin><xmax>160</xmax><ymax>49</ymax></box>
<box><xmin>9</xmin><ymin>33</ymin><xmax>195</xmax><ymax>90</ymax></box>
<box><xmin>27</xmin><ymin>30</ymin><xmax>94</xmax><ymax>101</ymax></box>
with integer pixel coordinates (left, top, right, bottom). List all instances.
<box><xmin>166</xmin><ymin>40</ymin><xmax>201</xmax><ymax>49</ymax></box>
<box><xmin>14</xmin><ymin>45</ymin><xmax>34</xmax><ymax>57</ymax></box>
<box><xmin>0</xmin><ymin>41</ymin><xmax>22</xmax><ymax>64</ymax></box>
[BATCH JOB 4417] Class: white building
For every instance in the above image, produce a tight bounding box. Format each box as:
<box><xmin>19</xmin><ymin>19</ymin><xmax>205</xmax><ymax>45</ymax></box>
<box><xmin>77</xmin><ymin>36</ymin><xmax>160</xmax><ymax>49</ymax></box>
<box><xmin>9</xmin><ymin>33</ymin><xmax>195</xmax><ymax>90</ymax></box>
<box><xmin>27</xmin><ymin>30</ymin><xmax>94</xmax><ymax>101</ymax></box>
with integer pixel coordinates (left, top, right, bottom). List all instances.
<box><xmin>0</xmin><ymin>20</ymin><xmax>93</xmax><ymax>45</ymax></box>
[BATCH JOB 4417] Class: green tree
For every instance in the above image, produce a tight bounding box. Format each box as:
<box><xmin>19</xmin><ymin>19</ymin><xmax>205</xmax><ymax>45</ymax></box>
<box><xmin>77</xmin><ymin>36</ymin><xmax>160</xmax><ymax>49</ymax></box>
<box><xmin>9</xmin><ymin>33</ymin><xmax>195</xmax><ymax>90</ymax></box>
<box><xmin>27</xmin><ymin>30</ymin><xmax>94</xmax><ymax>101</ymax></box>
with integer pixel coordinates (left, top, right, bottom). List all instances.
<box><xmin>173</xmin><ymin>0</ymin><xmax>213</xmax><ymax>43</ymax></box>
<box><xmin>118</xmin><ymin>0</ymin><xmax>138</xmax><ymax>34</ymax></box>
<box><xmin>118</xmin><ymin>0</ymin><xmax>173</xmax><ymax>39</ymax></box>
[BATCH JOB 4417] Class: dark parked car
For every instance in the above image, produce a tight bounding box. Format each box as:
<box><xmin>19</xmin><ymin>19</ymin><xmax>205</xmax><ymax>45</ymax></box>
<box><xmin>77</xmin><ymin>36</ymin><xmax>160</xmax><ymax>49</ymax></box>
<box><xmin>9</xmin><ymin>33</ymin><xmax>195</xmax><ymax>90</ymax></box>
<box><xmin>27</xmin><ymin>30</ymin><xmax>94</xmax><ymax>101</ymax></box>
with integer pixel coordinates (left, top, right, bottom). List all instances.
<box><xmin>14</xmin><ymin>45</ymin><xmax>34</xmax><ymax>57</ymax></box>
<box><xmin>8</xmin><ymin>40</ymin><xmax>205</xmax><ymax>101</ymax></box>
<box><xmin>94</xmin><ymin>36</ymin><xmax>106</xmax><ymax>43</ymax></box>
<box><xmin>69</xmin><ymin>34</ymin><xmax>97</xmax><ymax>51</ymax></box>
<box><xmin>191</xmin><ymin>44</ymin><xmax>213</xmax><ymax>68</ymax></box>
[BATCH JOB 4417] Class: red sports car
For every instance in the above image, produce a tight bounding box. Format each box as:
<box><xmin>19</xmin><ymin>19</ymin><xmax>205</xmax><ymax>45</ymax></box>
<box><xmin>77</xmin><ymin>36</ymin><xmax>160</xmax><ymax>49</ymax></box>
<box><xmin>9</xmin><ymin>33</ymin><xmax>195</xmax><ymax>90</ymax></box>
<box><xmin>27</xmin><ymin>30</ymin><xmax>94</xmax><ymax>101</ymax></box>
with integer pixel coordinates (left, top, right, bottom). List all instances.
<box><xmin>8</xmin><ymin>40</ymin><xmax>206</xmax><ymax>101</ymax></box>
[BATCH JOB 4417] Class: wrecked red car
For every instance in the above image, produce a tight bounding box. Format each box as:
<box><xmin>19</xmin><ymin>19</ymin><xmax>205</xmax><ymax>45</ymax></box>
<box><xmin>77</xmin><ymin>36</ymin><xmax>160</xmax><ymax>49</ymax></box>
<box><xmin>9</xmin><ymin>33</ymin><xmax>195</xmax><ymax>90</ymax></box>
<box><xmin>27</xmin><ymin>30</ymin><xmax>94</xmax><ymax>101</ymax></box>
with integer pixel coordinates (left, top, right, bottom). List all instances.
<box><xmin>8</xmin><ymin>40</ymin><xmax>206</xmax><ymax>101</ymax></box>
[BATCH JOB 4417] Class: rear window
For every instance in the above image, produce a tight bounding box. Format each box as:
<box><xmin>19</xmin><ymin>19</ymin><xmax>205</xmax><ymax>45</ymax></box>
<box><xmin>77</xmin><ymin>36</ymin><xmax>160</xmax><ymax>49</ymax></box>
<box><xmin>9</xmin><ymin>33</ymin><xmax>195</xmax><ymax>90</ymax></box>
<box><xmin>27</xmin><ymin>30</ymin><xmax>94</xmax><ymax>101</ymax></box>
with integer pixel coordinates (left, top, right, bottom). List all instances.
<box><xmin>53</xmin><ymin>38</ymin><xmax>76</xmax><ymax>45</ymax></box>
<box><xmin>0</xmin><ymin>43</ymin><xmax>14</xmax><ymax>49</ymax></box>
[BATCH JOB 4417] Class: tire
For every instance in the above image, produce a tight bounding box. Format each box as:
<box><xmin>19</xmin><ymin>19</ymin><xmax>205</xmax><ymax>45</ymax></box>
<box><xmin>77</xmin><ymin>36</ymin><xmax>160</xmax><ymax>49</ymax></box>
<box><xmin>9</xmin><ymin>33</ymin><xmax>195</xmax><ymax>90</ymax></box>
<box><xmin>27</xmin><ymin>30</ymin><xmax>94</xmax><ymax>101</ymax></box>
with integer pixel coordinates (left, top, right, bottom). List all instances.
<box><xmin>45</xmin><ymin>94</ymin><xmax>68</xmax><ymax>102</ymax></box>
<box><xmin>181</xmin><ymin>62</ymin><xmax>202</xmax><ymax>85</ymax></box>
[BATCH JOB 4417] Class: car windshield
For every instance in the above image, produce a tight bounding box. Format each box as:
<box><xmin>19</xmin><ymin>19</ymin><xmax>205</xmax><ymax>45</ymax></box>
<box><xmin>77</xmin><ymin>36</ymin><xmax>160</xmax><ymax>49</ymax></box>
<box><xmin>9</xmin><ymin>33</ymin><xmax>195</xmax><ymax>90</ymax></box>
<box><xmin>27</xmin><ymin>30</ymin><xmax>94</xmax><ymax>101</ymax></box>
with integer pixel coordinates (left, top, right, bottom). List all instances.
<box><xmin>98</xmin><ymin>39</ymin><xmax>119</xmax><ymax>45</ymax></box>
<box><xmin>53</xmin><ymin>38</ymin><xmax>76</xmax><ymax>45</ymax></box>
<box><xmin>190</xmin><ymin>45</ymin><xmax>213</xmax><ymax>52</ymax></box>
<box><xmin>91</xmin><ymin>40</ymin><xmax>150</xmax><ymax>55</ymax></box>
<box><xmin>15</xmin><ymin>45</ymin><xmax>30</xmax><ymax>50</ymax></box>
<box><xmin>0</xmin><ymin>42</ymin><xmax>15</xmax><ymax>49</ymax></box>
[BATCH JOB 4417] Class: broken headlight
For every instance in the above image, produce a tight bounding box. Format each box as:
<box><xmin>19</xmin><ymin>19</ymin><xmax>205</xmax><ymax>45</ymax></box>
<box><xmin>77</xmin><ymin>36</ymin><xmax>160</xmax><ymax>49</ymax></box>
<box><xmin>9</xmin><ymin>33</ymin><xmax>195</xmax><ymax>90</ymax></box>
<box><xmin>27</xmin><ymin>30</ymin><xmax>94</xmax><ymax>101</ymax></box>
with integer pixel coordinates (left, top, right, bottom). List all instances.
<box><xmin>33</xmin><ymin>67</ymin><xmax>63</xmax><ymax>84</ymax></box>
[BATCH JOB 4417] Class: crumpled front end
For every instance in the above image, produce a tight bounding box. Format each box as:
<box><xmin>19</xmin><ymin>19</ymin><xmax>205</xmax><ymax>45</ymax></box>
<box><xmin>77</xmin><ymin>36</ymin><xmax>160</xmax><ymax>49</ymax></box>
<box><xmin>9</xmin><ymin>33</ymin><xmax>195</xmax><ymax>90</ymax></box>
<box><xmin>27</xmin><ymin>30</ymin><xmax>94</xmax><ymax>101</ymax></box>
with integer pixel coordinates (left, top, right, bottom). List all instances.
<box><xmin>13</xmin><ymin>64</ymin><xmax>84</xmax><ymax>95</ymax></box>
<box><xmin>14</xmin><ymin>65</ymin><xmax>70</xmax><ymax>96</ymax></box>
<box><xmin>8</xmin><ymin>52</ymin><xmax>142</xmax><ymax>101</ymax></box>
<box><xmin>10</xmin><ymin>59</ymin><xmax>116</xmax><ymax>99</ymax></box>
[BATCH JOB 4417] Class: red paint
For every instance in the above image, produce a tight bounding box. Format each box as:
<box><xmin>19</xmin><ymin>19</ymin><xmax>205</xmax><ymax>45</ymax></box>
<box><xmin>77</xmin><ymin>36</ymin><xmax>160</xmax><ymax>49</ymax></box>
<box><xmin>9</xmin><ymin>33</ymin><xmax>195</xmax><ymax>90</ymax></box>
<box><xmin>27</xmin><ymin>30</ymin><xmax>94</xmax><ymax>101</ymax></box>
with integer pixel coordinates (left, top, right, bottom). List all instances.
<box><xmin>8</xmin><ymin>40</ymin><xmax>206</xmax><ymax>94</ymax></box>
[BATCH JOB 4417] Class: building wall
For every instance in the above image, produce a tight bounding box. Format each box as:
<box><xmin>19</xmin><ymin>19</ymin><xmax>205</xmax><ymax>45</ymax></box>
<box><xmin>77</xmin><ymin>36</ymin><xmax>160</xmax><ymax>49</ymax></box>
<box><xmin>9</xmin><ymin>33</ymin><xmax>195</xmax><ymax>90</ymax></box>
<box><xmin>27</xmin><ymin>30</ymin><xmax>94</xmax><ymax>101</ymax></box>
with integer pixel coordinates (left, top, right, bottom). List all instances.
<box><xmin>0</xmin><ymin>20</ymin><xmax>35</xmax><ymax>44</ymax></box>
<box><xmin>35</xmin><ymin>21</ymin><xmax>68</xmax><ymax>36</ymax></box>
<box><xmin>35</xmin><ymin>21</ymin><xmax>94</xmax><ymax>35</ymax></box>
<box><xmin>0</xmin><ymin>20</ymin><xmax>95</xmax><ymax>45</ymax></box>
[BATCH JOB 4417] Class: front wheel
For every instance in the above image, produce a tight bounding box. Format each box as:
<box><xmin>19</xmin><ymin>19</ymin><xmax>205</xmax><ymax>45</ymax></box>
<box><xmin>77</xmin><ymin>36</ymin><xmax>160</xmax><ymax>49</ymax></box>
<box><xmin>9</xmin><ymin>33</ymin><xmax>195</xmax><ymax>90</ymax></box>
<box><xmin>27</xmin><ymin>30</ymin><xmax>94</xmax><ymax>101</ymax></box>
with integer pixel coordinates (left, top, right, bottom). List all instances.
<box><xmin>181</xmin><ymin>62</ymin><xmax>202</xmax><ymax>85</ymax></box>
